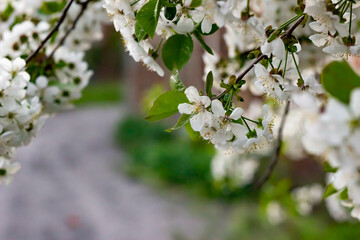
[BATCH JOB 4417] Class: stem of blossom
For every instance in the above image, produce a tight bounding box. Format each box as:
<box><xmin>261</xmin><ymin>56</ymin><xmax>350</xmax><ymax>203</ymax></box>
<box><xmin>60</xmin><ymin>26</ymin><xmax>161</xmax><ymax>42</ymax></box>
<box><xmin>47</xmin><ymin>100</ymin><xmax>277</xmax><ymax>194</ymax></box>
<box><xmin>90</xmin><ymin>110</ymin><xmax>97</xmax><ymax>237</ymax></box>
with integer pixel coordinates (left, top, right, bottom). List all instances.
<box><xmin>153</xmin><ymin>38</ymin><xmax>164</xmax><ymax>57</ymax></box>
<box><xmin>242</xmin><ymin>116</ymin><xmax>260</xmax><ymax>124</ymax></box>
<box><xmin>349</xmin><ymin>1</ymin><xmax>353</xmax><ymax>37</ymax></box>
<box><xmin>341</xmin><ymin>5</ymin><xmax>350</xmax><ymax>17</ymax></box>
<box><xmin>26</xmin><ymin>0</ymin><xmax>75</xmax><ymax>64</ymax></box>
<box><xmin>246</xmin><ymin>0</ymin><xmax>251</xmax><ymax>14</ymax></box>
<box><xmin>47</xmin><ymin>0</ymin><xmax>91</xmax><ymax>60</ymax></box>
<box><xmin>131</xmin><ymin>0</ymin><xmax>141</xmax><ymax>6</ymax></box>
<box><xmin>278</xmin><ymin>14</ymin><xmax>302</xmax><ymax>30</ymax></box>
<box><xmin>282</xmin><ymin>49</ymin><xmax>288</xmax><ymax>78</ymax></box>
<box><xmin>338</xmin><ymin>1</ymin><xmax>346</xmax><ymax>14</ymax></box>
<box><xmin>339</xmin><ymin>1</ymin><xmax>349</xmax><ymax>18</ymax></box>
<box><xmin>255</xmin><ymin>100</ymin><xmax>290</xmax><ymax>189</ymax></box>
<box><xmin>269</xmin><ymin>59</ymin><xmax>275</xmax><ymax>69</ymax></box>
<box><xmin>241</xmin><ymin>116</ymin><xmax>252</xmax><ymax>131</ymax></box>
<box><xmin>291</xmin><ymin>51</ymin><xmax>304</xmax><ymax>82</ymax></box>
<box><xmin>224</xmin><ymin>89</ymin><xmax>234</xmax><ymax>110</ymax></box>
<box><xmin>334</xmin><ymin>0</ymin><xmax>344</xmax><ymax>6</ymax></box>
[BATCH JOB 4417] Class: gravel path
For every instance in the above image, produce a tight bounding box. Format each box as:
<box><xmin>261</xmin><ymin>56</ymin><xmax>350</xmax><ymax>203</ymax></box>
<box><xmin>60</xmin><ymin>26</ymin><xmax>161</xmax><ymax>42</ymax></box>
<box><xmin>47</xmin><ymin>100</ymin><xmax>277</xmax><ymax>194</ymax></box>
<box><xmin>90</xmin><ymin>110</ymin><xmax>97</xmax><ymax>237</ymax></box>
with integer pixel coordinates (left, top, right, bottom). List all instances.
<box><xmin>0</xmin><ymin>107</ymin><xmax>212</xmax><ymax>240</ymax></box>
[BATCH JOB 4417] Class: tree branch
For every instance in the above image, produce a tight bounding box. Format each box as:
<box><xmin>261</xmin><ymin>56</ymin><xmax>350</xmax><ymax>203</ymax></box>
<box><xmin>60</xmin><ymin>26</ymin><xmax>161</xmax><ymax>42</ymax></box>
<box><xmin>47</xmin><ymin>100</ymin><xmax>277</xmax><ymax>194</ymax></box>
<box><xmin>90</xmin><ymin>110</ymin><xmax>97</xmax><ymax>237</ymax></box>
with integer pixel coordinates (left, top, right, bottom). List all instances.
<box><xmin>212</xmin><ymin>54</ymin><xmax>265</xmax><ymax>100</ymax></box>
<box><xmin>212</xmin><ymin>14</ymin><xmax>306</xmax><ymax>100</ymax></box>
<box><xmin>254</xmin><ymin>16</ymin><xmax>305</xmax><ymax>189</ymax></box>
<box><xmin>255</xmin><ymin>100</ymin><xmax>290</xmax><ymax>189</ymax></box>
<box><xmin>47</xmin><ymin>0</ymin><xmax>91</xmax><ymax>60</ymax></box>
<box><xmin>235</xmin><ymin>54</ymin><xmax>266</xmax><ymax>84</ymax></box>
<box><xmin>282</xmin><ymin>15</ymin><xmax>305</xmax><ymax>39</ymax></box>
<box><xmin>26</xmin><ymin>0</ymin><xmax>75</xmax><ymax>64</ymax></box>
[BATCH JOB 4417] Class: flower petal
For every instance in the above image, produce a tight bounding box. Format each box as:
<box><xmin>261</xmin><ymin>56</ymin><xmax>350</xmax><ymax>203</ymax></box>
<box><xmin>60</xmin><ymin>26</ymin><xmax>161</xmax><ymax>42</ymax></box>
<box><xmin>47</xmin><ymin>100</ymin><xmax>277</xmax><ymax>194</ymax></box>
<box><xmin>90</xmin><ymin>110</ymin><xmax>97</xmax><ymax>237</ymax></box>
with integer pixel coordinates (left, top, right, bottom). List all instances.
<box><xmin>190</xmin><ymin>112</ymin><xmax>208</xmax><ymax>131</ymax></box>
<box><xmin>199</xmin><ymin>96</ymin><xmax>211</xmax><ymax>107</ymax></box>
<box><xmin>178</xmin><ymin>103</ymin><xmax>193</xmax><ymax>114</ymax></box>
<box><xmin>184</xmin><ymin>86</ymin><xmax>200</xmax><ymax>103</ymax></box>
<box><xmin>350</xmin><ymin>88</ymin><xmax>360</xmax><ymax>118</ymax></box>
<box><xmin>271</xmin><ymin>38</ymin><xmax>286</xmax><ymax>60</ymax></box>
<box><xmin>211</xmin><ymin>99</ymin><xmax>225</xmax><ymax>117</ymax></box>
<box><xmin>229</xmin><ymin>108</ymin><xmax>243</xmax><ymax>120</ymax></box>
<box><xmin>201</xmin><ymin>16</ymin><xmax>212</xmax><ymax>34</ymax></box>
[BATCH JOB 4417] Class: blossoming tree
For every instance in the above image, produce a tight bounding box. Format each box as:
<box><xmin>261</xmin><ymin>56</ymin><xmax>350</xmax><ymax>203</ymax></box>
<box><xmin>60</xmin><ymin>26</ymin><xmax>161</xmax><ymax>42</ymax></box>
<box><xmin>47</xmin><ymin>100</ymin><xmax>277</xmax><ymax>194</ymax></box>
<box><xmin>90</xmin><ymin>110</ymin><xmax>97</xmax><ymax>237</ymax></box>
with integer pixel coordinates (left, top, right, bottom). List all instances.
<box><xmin>1</xmin><ymin>0</ymin><xmax>360</xmax><ymax>221</ymax></box>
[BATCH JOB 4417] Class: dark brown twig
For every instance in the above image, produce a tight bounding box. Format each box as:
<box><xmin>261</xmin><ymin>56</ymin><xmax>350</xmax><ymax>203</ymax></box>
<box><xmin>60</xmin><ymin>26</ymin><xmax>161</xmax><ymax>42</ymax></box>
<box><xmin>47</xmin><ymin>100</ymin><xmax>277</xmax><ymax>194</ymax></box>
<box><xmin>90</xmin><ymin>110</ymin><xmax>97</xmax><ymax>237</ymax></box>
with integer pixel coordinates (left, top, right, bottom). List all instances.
<box><xmin>47</xmin><ymin>0</ymin><xmax>91</xmax><ymax>60</ymax></box>
<box><xmin>26</xmin><ymin>0</ymin><xmax>75</xmax><ymax>64</ymax></box>
<box><xmin>212</xmin><ymin>53</ymin><xmax>266</xmax><ymax>100</ymax></box>
<box><xmin>282</xmin><ymin>15</ymin><xmax>306</xmax><ymax>39</ymax></box>
<box><xmin>236</xmin><ymin>54</ymin><xmax>266</xmax><ymax>84</ymax></box>
<box><xmin>212</xmin><ymin>54</ymin><xmax>266</xmax><ymax>100</ymax></box>
<box><xmin>255</xmin><ymin>100</ymin><xmax>290</xmax><ymax>189</ymax></box>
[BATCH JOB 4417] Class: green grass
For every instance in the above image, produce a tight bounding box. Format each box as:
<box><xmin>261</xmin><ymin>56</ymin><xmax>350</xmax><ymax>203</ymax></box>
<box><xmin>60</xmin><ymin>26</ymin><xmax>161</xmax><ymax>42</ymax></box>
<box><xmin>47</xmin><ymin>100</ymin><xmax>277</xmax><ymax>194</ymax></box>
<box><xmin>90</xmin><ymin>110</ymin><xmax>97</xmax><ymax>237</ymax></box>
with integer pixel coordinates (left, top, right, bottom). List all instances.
<box><xmin>74</xmin><ymin>83</ymin><xmax>122</xmax><ymax>105</ymax></box>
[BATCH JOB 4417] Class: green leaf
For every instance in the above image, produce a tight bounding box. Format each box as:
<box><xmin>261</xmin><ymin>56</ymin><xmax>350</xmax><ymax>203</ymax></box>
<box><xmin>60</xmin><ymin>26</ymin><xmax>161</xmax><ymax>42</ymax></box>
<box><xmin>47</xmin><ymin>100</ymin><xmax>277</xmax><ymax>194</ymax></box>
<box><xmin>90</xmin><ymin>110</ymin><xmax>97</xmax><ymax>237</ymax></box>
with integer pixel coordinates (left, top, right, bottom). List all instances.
<box><xmin>323</xmin><ymin>161</ymin><xmax>338</xmax><ymax>173</ymax></box>
<box><xmin>206</xmin><ymin>71</ymin><xmax>214</xmax><ymax>97</ymax></box>
<box><xmin>162</xmin><ymin>0</ymin><xmax>177</xmax><ymax>7</ymax></box>
<box><xmin>184</xmin><ymin>122</ymin><xmax>202</xmax><ymax>142</ymax></box>
<box><xmin>145</xmin><ymin>91</ymin><xmax>189</xmax><ymax>121</ymax></box>
<box><xmin>190</xmin><ymin>0</ymin><xmax>202</xmax><ymax>8</ymax></box>
<box><xmin>162</xmin><ymin>34</ymin><xmax>193</xmax><ymax>70</ymax></box>
<box><xmin>323</xmin><ymin>183</ymin><xmax>338</xmax><ymax>199</ymax></box>
<box><xmin>0</xmin><ymin>3</ymin><xmax>14</xmax><ymax>21</ymax></box>
<box><xmin>169</xmin><ymin>69</ymin><xmax>186</xmax><ymax>92</ymax></box>
<box><xmin>196</xmin><ymin>24</ymin><xmax>219</xmax><ymax>35</ymax></box>
<box><xmin>135</xmin><ymin>0</ymin><xmax>162</xmax><ymax>38</ymax></box>
<box><xmin>321</xmin><ymin>61</ymin><xmax>360</xmax><ymax>104</ymax></box>
<box><xmin>135</xmin><ymin>22</ymin><xmax>147</xmax><ymax>41</ymax></box>
<box><xmin>193</xmin><ymin>30</ymin><xmax>213</xmax><ymax>55</ymax></box>
<box><xmin>339</xmin><ymin>188</ymin><xmax>349</xmax><ymax>201</ymax></box>
<box><xmin>39</xmin><ymin>0</ymin><xmax>66</xmax><ymax>14</ymax></box>
<box><xmin>165</xmin><ymin>114</ymin><xmax>191</xmax><ymax>132</ymax></box>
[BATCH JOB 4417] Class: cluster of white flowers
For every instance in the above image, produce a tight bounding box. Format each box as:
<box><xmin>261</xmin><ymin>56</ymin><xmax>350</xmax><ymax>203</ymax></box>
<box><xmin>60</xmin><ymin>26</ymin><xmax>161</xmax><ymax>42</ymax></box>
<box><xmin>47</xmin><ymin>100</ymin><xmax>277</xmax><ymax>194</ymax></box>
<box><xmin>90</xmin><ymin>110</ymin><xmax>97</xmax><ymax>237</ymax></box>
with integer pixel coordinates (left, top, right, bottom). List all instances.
<box><xmin>0</xmin><ymin>57</ymin><xmax>44</xmax><ymax>155</ymax></box>
<box><xmin>103</xmin><ymin>0</ymin><xmax>165</xmax><ymax>76</ymax></box>
<box><xmin>0</xmin><ymin>157</ymin><xmax>21</xmax><ymax>185</ymax></box>
<box><xmin>200</xmin><ymin>0</ymin><xmax>360</xmax><ymax>101</ymax></box>
<box><xmin>0</xmin><ymin>0</ymin><xmax>107</xmax><ymax>184</ymax></box>
<box><xmin>102</xmin><ymin>0</ymin><xmax>330</xmax><ymax>109</ymax></box>
<box><xmin>203</xmin><ymin>18</ymin><xmax>326</xmax><ymax>105</ymax></box>
<box><xmin>178</xmin><ymin>86</ymin><xmax>275</xmax><ymax>153</ymax></box>
<box><xmin>303</xmin><ymin>88</ymin><xmax>360</xmax><ymax>220</ymax></box>
<box><xmin>305</xmin><ymin>0</ymin><xmax>360</xmax><ymax>57</ymax></box>
<box><xmin>102</xmin><ymin>0</ymin><xmax>268</xmax><ymax>76</ymax></box>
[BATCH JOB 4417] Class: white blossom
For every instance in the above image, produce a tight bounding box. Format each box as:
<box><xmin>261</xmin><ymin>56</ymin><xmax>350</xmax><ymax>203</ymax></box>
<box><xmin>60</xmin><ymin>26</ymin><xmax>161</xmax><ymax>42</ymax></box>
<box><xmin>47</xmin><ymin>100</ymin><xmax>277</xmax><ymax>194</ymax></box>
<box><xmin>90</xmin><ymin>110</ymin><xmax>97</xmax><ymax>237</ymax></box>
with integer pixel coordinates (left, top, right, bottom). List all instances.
<box><xmin>178</xmin><ymin>86</ymin><xmax>212</xmax><ymax>131</ymax></box>
<box><xmin>0</xmin><ymin>157</ymin><xmax>21</xmax><ymax>185</ymax></box>
<box><xmin>254</xmin><ymin>63</ymin><xmax>286</xmax><ymax>101</ymax></box>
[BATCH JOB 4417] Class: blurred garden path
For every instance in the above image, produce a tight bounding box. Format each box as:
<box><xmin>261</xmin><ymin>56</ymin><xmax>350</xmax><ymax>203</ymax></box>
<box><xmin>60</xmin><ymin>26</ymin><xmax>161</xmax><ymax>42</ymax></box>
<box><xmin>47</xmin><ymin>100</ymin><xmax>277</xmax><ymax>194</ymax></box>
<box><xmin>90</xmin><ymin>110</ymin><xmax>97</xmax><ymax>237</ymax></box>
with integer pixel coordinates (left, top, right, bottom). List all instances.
<box><xmin>0</xmin><ymin>107</ymin><xmax>217</xmax><ymax>240</ymax></box>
